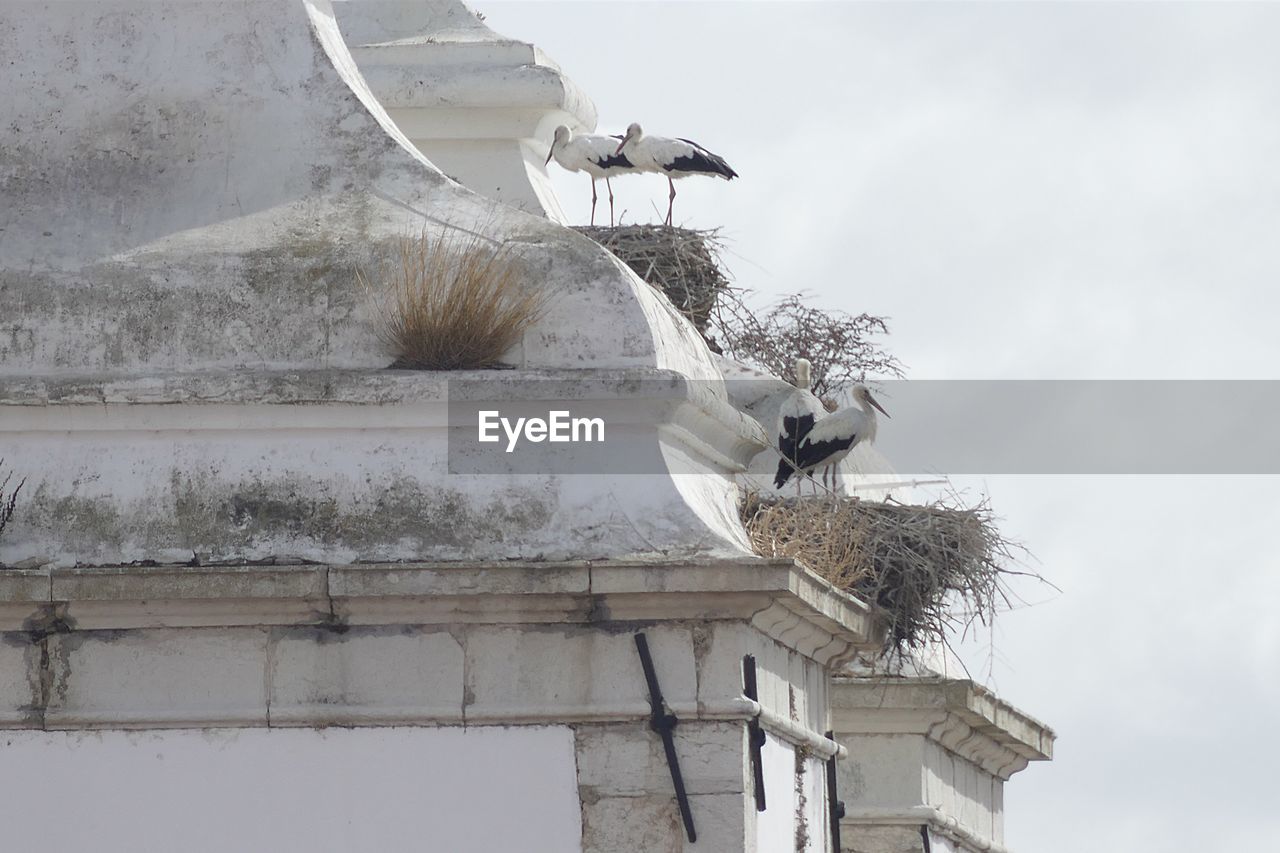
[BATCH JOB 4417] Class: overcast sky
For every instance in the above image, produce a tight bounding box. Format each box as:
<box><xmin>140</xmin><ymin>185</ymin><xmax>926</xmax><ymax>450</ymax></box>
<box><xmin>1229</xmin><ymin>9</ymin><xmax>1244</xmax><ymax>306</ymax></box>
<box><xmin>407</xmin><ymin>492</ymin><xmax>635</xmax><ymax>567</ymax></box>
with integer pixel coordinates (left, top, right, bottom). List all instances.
<box><xmin>487</xmin><ymin>2</ymin><xmax>1280</xmax><ymax>850</ymax></box>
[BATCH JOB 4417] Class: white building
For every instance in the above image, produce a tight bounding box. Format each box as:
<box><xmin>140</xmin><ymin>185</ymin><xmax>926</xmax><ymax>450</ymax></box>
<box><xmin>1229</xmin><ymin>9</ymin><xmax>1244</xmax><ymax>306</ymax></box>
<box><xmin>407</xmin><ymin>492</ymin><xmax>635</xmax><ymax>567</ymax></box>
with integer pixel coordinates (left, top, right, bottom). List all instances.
<box><xmin>0</xmin><ymin>2</ymin><xmax>1051</xmax><ymax>850</ymax></box>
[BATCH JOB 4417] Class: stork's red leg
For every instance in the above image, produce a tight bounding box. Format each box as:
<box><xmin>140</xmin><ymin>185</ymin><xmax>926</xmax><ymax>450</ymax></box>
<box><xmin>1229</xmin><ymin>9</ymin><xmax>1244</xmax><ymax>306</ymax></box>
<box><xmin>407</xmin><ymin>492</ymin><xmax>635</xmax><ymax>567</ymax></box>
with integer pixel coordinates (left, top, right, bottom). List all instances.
<box><xmin>607</xmin><ymin>178</ymin><xmax>615</xmax><ymax>226</ymax></box>
<box><xmin>590</xmin><ymin>178</ymin><xmax>599</xmax><ymax>226</ymax></box>
<box><xmin>666</xmin><ymin>177</ymin><xmax>676</xmax><ymax>226</ymax></box>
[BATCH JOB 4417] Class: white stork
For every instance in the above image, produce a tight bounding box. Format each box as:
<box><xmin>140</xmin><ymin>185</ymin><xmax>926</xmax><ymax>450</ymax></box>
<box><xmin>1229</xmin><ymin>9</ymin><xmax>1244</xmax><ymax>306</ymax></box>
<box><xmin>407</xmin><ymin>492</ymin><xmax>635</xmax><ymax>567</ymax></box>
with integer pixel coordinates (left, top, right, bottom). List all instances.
<box><xmin>774</xmin><ymin>384</ymin><xmax>890</xmax><ymax>492</ymax></box>
<box><xmin>545</xmin><ymin>125</ymin><xmax>640</xmax><ymax>226</ymax></box>
<box><xmin>775</xmin><ymin>358</ymin><xmax>827</xmax><ymax>496</ymax></box>
<box><xmin>614</xmin><ymin>122</ymin><xmax>738</xmax><ymax>225</ymax></box>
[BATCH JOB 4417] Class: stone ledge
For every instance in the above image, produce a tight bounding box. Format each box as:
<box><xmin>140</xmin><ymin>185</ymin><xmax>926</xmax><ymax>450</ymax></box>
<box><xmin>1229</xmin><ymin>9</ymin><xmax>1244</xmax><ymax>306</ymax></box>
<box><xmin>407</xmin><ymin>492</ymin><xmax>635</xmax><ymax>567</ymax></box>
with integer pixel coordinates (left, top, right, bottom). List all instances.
<box><xmin>0</xmin><ymin>570</ymin><xmax>48</xmax><ymax>602</ymax></box>
<box><xmin>840</xmin><ymin>806</ymin><xmax>1012</xmax><ymax>853</ymax></box>
<box><xmin>1</xmin><ymin>560</ymin><xmax>876</xmax><ymax>745</ymax></box>
<box><xmin>831</xmin><ymin>677</ymin><xmax>1054</xmax><ymax>778</ymax></box>
<box><xmin>0</xmin><ymin>367</ymin><xmax>708</xmax><ymax>408</ymax></box>
<box><xmin>2</xmin><ymin>558</ymin><xmax>881</xmax><ymax>664</ymax></box>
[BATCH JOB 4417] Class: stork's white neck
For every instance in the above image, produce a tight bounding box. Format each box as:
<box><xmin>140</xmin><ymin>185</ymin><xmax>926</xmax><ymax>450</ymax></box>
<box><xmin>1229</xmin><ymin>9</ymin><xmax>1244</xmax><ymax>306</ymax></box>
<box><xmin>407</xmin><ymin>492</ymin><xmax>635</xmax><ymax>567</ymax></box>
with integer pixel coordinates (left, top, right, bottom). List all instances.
<box><xmin>848</xmin><ymin>397</ymin><xmax>878</xmax><ymax>444</ymax></box>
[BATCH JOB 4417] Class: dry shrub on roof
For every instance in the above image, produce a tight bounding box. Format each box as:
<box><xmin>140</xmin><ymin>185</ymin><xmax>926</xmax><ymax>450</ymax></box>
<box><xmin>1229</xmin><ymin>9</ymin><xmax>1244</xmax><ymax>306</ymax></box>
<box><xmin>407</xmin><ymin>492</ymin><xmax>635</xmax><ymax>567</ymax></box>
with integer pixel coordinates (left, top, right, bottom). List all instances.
<box><xmin>713</xmin><ymin>293</ymin><xmax>904</xmax><ymax>400</ymax></box>
<box><xmin>741</xmin><ymin>490</ymin><xmax>1037</xmax><ymax>653</ymax></box>
<box><xmin>0</xmin><ymin>461</ymin><xmax>22</xmax><ymax>540</ymax></box>
<box><xmin>360</xmin><ymin>230</ymin><xmax>549</xmax><ymax>370</ymax></box>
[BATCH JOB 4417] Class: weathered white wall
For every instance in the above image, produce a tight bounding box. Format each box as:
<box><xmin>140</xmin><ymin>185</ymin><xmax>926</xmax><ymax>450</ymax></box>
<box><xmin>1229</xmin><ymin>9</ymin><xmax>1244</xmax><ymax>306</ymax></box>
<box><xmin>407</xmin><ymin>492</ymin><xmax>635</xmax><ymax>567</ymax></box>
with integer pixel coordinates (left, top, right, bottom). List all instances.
<box><xmin>0</xmin><ymin>727</ymin><xmax>581</xmax><ymax>852</ymax></box>
<box><xmin>758</xmin><ymin>737</ymin><xmax>801</xmax><ymax>850</ymax></box>
<box><xmin>755</xmin><ymin>737</ymin><xmax>833</xmax><ymax>852</ymax></box>
<box><xmin>333</xmin><ymin>0</ymin><xmax>596</xmax><ymax>220</ymax></box>
<box><xmin>831</xmin><ymin>678</ymin><xmax>1054</xmax><ymax>853</ymax></box>
<box><xmin>0</xmin><ymin>4</ymin><xmax>1057</xmax><ymax>853</ymax></box>
<box><xmin>0</xmin><ymin>372</ymin><xmax>764</xmax><ymax>567</ymax></box>
<box><xmin>0</xmin><ymin>560</ymin><xmax>879</xmax><ymax>853</ymax></box>
<box><xmin>0</xmin><ymin>0</ymin><xmax>766</xmax><ymax>568</ymax></box>
<box><xmin>0</xmin><ymin>0</ymin><xmax>718</xmax><ymax>377</ymax></box>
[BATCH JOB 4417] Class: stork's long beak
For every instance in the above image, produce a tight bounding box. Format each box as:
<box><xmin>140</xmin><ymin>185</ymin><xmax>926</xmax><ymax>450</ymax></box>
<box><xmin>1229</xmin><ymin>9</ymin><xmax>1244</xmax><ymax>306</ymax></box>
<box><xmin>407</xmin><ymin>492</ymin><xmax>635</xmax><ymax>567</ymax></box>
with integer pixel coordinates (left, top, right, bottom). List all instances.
<box><xmin>867</xmin><ymin>392</ymin><xmax>890</xmax><ymax>418</ymax></box>
<box><xmin>544</xmin><ymin>145</ymin><xmax>555</xmax><ymax>167</ymax></box>
<box><xmin>614</xmin><ymin>131</ymin><xmax>633</xmax><ymax>156</ymax></box>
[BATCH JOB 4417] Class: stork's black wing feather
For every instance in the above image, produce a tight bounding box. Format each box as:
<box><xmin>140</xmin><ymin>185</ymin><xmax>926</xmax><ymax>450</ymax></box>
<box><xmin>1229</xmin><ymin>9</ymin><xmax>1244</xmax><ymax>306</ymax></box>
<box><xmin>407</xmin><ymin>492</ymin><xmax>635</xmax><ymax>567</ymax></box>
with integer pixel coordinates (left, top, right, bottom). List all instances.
<box><xmin>774</xmin><ymin>413</ymin><xmax>817</xmax><ymax>488</ymax></box>
<box><xmin>670</xmin><ymin>139</ymin><xmax>738</xmax><ymax>179</ymax></box>
<box><xmin>791</xmin><ymin>434</ymin><xmax>857</xmax><ymax>475</ymax></box>
<box><xmin>779</xmin><ymin>413</ymin><xmax>816</xmax><ymax>453</ymax></box>
<box><xmin>589</xmin><ymin>150</ymin><xmax>636</xmax><ymax>170</ymax></box>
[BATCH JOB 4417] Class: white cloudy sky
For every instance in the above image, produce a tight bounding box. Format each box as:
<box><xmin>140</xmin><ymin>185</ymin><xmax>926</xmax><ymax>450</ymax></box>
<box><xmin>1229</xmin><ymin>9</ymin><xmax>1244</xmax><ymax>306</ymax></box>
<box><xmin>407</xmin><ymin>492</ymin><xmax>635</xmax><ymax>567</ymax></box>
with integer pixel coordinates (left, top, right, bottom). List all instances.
<box><xmin>487</xmin><ymin>2</ymin><xmax>1280</xmax><ymax>850</ymax></box>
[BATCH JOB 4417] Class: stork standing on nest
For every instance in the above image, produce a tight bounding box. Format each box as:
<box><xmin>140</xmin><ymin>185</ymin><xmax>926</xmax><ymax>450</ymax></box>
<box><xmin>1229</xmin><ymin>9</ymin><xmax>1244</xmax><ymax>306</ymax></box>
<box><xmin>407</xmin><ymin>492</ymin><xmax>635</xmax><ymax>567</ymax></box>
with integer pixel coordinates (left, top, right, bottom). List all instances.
<box><xmin>614</xmin><ymin>122</ymin><xmax>738</xmax><ymax>225</ymax></box>
<box><xmin>774</xmin><ymin>384</ymin><xmax>890</xmax><ymax>493</ymax></box>
<box><xmin>775</xmin><ymin>358</ymin><xmax>827</xmax><ymax>496</ymax></box>
<box><xmin>545</xmin><ymin>125</ymin><xmax>640</xmax><ymax>226</ymax></box>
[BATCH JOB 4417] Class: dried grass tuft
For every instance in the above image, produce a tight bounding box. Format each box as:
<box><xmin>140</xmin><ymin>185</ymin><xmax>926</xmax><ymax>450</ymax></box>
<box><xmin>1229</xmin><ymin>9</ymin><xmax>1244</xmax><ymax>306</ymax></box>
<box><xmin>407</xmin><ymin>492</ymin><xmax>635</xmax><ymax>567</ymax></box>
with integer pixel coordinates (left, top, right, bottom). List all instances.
<box><xmin>0</xmin><ymin>460</ymin><xmax>23</xmax><ymax>540</ymax></box>
<box><xmin>572</xmin><ymin>224</ymin><xmax>730</xmax><ymax>334</ymax></box>
<box><xmin>360</xmin><ymin>230</ymin><xmax>549</xmax><ymax>370</ymax></box>
<box><xmin>741</xmin><ymin>491</ymin><xmax>1035</xmax><ymax>653</ymax></box>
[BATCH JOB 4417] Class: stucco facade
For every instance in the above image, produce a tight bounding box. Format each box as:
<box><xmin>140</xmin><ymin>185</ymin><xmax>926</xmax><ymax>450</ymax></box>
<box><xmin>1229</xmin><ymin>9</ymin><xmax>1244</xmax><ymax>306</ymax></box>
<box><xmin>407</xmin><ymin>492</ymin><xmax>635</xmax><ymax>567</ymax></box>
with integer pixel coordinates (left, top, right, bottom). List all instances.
<box><xmin>0</xmin><ymin>2</ymin><xmax>1051</xmax><ymax>850</ymax></box>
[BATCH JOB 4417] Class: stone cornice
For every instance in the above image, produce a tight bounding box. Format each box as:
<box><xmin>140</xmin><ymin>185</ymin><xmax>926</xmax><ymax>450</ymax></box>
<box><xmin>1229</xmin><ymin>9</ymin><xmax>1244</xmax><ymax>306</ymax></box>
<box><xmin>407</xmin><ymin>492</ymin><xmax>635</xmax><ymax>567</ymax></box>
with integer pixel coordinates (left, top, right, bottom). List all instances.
<box><xmin>830</xmin><ymin>677</ymin><xmax>1053</xmax><ymax>779</ymax></box>
<box><xmin>839</xmin><ymin>806</ymin><xmax>1012</xmax><ymax>853</ymax></box>
<box><xmin>2</xmin><ymin>558</ymin><xmax>881</xmax><ymax>667</ymax></box>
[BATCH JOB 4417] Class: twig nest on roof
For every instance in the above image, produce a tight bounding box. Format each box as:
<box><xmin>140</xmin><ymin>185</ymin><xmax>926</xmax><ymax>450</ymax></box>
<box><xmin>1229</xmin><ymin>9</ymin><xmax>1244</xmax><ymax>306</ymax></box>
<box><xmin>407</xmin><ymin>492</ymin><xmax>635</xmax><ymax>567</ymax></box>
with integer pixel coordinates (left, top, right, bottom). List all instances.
<box><xmin>573</xmin><ymin>225</ymin><xmax>730</xmax><ymax>336</ymax></box>
<box><xmin>741</xmin><ymin>491</ymin><xmax>1033</xmax><ymax>653</ymax></box>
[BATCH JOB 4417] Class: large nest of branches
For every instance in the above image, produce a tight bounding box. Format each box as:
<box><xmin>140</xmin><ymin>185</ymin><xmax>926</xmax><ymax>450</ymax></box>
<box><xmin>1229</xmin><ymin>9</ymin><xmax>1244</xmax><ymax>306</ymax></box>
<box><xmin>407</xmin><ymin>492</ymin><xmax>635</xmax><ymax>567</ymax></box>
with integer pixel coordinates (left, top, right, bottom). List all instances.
<box><xmin>741</xmin><ymin>491</ymin><xmax>1025</xmax><ymax>652</ymax></box>
<box><xmin>572</xmin><ymin>225</ymin><xmax>729</xmax><ymax>334</ymax></box>
<box><xmin>712</xmin><ymin>293</ymin><xmax>903</xmax><ymax>400</ymax></box>
<box><xmin>573</xmin><ymin>225</ymin><xmax>901</xmax><ymax>396</ymax></box>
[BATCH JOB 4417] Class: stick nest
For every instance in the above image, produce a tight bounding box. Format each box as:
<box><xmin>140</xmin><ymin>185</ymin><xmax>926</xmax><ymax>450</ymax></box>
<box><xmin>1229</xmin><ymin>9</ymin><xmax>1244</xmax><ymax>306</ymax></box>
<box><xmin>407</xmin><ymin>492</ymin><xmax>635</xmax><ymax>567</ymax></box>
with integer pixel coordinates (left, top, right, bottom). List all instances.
<box><xmin>741</xmin><ymin>491</ymin><xmax>1025</xmax><ymax>653</ymax></box>
<box><xmin>572</xmin><ymin>225</ymin><xmax>729</xmax><ymax>334</ymax></box>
